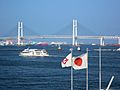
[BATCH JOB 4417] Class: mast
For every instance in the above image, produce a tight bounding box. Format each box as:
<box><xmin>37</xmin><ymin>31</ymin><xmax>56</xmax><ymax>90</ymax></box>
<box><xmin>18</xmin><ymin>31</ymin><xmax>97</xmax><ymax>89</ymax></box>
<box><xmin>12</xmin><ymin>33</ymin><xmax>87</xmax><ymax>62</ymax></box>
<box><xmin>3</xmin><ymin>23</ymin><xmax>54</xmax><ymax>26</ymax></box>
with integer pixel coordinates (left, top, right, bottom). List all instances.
<box><xmin>99</xmin><ymin>47</ymin><xmax>102</xmax><ymax>90</ymax></box>
<box><xmin>70</xmin><ymin>48</ymin><xmax>73</xmax><ymax>90</ymax></box>
<box><xmin>86</xmin><ymin>48</ymin><xmax>89</xmax><ymax>90</ymax></box>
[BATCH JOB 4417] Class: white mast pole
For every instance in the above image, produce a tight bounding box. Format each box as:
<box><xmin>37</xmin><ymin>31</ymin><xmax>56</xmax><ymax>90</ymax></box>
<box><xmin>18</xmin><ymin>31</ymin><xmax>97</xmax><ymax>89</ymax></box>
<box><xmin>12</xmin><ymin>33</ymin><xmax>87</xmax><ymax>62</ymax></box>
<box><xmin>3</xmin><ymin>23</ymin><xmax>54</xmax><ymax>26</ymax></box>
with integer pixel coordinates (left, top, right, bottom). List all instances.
<box><xmin>71</xmin><ymin>63</ymin><xmax>73</xmax><ymax>90</ymax></box>
<box><xmin>70</xmin><ymin>48</ymin><xmax>73</xmax><ymax>90</ymax></box>
<box><xmin>86</xmin><ymin>48</ymin><xmax>89</xmax><ymax>90</ymax></box>
<box><xmin>99</xmin><ymin>47</ymin><xmax>102</xmax><ymax>90</ymax></box>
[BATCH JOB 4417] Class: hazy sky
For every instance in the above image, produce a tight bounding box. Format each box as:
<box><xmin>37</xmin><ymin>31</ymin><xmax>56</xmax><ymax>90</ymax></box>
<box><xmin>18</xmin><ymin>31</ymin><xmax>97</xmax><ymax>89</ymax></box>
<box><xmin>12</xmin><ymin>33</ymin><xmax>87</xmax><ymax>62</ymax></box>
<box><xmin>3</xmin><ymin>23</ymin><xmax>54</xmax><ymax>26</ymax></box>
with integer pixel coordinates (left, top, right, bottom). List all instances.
<box><xmin>0</xmin><ymin>0</ymin><xmax>120</xmax><ymax>37</ymax></box>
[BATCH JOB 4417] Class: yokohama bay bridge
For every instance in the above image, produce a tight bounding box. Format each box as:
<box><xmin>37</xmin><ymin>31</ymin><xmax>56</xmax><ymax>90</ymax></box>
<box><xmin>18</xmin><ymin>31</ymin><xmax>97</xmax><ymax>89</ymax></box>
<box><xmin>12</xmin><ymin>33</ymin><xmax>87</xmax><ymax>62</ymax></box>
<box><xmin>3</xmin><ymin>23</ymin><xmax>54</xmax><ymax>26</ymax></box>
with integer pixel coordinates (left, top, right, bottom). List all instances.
<box><xmin>0</xmin><ymin>19</ymin><xmax>120</xmax><ymax>46</ymax></box>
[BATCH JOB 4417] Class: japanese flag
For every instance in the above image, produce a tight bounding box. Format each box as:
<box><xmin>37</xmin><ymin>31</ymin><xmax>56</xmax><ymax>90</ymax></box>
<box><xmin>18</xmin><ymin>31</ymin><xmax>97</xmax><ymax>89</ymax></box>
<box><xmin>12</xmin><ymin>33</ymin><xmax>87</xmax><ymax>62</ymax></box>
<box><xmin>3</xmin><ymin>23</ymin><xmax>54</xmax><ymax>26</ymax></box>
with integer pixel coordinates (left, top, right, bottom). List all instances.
<box><xmin>61</xmin><ymin>53</ymin><xmax>72</xmax><ymax>68</ymax></box>
<box><xmin>72</xmin><ymin>53</ymin><xmax>88</xmax><ymax>70</ymax></box>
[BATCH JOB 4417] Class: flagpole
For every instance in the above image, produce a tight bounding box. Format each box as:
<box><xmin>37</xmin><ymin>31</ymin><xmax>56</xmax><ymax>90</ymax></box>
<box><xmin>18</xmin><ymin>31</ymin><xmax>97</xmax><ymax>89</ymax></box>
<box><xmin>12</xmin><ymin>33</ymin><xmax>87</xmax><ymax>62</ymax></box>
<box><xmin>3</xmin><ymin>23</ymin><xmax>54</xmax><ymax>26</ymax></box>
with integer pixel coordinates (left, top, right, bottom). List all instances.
<box><xmin>70</xmin><ymin>48</ymin><xmax>73</xmax><ymax>90</ymax></box>
<box><xmin>71</xmin><ymin>64</ymin><xmax>73</xmax><ymax>90</ymax></box>
<box><xmin>99</xmin><ymin>47</ymin><xmax>102</xmax><ymax>90</ymax></box>
<box><xmin>86</xmin><ymin>48</ymin><xmax>88</xmax><ymax>90</ymax></box>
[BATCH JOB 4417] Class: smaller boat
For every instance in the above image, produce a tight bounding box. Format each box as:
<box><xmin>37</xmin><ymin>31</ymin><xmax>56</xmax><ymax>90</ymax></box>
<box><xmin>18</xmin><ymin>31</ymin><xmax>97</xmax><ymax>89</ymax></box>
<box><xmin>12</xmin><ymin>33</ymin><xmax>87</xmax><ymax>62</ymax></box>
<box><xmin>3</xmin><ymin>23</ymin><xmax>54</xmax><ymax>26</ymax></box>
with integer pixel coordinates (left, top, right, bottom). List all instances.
<box><xmin>37</xmin><ymin>42</ymin><xmax>48</xmax><ymax>46</ymax></box>
<box><xmin>58</xmin><ymin>44</ymin><xmax>62</xmax><ymax>50</ymax></box>
<box><xmin>20</xmin><ymin>48</ymin><xmax>49</xmax><ymax>56</ymax></box>
<box><xmin>116</xmin><ymin>48</ymin><xmax>120</xmax><ymax>51</ymax></box>
<box><xmin>113</xmin><ymin>48</ymin><xmax>120</xmax><ymax>51</ymax></box>
<box><xmin>77</xmin><ymin>46</ymin><xmax>81</xmax><ymax>51</ymax></box>
<box><xmin>91</xmin><ymin>43</ymin><xmax>96</xmax><ymax>46</ymax></box>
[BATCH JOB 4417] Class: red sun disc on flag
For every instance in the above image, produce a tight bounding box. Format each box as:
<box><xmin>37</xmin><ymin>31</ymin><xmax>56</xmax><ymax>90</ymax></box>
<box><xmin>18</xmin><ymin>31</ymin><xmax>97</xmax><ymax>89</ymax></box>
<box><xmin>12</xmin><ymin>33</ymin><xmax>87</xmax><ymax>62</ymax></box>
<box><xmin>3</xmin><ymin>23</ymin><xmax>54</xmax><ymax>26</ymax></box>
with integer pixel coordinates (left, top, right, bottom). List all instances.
<box><xmin>74</xmin><ymin>57</ymin><xmax>82</xmax><ymax>66</ymax></box>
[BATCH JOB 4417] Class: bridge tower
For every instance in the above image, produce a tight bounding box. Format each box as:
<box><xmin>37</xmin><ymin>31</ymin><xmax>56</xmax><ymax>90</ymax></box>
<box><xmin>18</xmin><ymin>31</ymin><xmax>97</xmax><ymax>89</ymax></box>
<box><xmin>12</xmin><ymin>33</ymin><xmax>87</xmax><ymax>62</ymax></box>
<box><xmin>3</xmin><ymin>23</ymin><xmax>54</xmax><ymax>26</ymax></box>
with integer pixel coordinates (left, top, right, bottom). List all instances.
<box><xmin>17</xmin><ymin>21</ymin><xmax>24</xmax><ymax>45</ymax></box>
<box><xmin>72</xmin><ymin>19</ymin><xmax>78</xmax><ymax>46</ymax></box>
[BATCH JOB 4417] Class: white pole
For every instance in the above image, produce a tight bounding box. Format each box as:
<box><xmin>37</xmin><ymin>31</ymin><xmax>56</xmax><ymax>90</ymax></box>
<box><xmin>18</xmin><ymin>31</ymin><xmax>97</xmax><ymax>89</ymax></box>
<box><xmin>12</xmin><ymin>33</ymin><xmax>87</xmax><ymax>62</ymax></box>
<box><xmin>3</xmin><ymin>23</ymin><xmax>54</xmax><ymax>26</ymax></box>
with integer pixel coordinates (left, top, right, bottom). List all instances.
<box><xmin>71</xmin><ymin>65</ymin><xmax>73</xmax><ymax>90</ymax></box>
<box><xmin>106</xmin><ymin>76</ymin><xmax>114</xmax><ymax>90</ymax></box>
<box><xmin>99</xmin><ymin>47</ymin><xmax>102</xmax><ymax>90</ymax></box>
<box><xmin>86</xmin><ymin>48</ymin><xmax>89</xmax><ymax>90</ymax></box>
<box><xmin>70</xmin><ymin>48</ymin><xmax>73</xmax><ymax>90</ymax></box>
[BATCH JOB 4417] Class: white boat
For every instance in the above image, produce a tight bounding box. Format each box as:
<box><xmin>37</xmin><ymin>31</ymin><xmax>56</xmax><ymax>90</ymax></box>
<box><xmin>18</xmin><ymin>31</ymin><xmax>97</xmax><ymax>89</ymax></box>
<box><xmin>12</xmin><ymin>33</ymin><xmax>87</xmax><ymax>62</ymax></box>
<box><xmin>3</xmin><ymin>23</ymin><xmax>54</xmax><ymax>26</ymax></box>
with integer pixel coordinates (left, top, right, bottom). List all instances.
<box><xmin>77</xmin><ymin>46</ymin><xmax>81</xmax><ymax>51</ymax></box>
<box><xmin>20</xmin><ymin>48</ymin><xmax>49</xmax><ymax>56</ymax></box>
<box><xmin>91</xmin><ymin>43</ymin><xmax>96</xmax><ymax>46</ymax></box>
<box><xmin>116</xmin><ymin>48</ymin><xmax>120</xmax><ymax>51</ymax></box>
<box><xmin>113</xmin><ymin>48</ymin><xmax>120</xmax><ymax>51</ymax></box>
<box><xmin>58</xmin><ymin>44</ymin><xmax>62</xmax><ymax>50</ymax></box>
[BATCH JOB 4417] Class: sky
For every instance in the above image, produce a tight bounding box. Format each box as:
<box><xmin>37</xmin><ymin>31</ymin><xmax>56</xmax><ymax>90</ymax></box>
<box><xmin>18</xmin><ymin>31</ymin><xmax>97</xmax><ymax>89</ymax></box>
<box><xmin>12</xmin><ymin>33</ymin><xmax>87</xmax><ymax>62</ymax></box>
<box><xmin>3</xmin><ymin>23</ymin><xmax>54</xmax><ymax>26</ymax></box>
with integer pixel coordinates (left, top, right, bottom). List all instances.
<box><xmin>0</xmin><ymin>0</ymin><xmax>120</xmax><ymax>43</ymax></box>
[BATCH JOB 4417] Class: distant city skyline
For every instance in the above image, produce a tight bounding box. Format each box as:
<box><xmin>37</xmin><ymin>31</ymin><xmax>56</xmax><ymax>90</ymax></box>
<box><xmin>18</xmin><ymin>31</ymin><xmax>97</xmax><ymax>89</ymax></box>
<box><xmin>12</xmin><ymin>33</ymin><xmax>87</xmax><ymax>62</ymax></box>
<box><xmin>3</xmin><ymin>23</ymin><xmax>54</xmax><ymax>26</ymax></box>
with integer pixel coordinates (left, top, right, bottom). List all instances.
<box><xmin>0</xmin><ymin>0</ymin><xmax>120</xmax><ymax>44</ymax></box>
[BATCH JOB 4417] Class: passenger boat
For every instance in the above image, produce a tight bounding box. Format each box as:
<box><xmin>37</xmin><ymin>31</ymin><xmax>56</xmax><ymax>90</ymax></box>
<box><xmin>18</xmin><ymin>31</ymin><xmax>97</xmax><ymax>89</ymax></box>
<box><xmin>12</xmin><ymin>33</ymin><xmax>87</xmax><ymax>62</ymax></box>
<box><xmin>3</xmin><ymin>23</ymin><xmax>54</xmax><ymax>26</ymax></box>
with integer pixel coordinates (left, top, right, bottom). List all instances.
<box><xmin>20</xmin><ymin>48</ymin><xmax>49</xmax><ymax>56</ymax></box>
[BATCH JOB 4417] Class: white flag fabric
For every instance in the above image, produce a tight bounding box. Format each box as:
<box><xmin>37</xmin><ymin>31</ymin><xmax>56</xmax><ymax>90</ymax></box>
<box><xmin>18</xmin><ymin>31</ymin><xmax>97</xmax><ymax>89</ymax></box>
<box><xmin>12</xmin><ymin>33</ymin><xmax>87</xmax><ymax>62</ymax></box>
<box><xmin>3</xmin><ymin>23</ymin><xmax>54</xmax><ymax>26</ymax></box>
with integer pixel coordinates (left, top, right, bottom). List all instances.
<box><xmin>61</xmin><ymin>53</ymin><xmax>72</xmax><ymax>68</ymax></box>
<box><xmin>72</xmin><ymin>53</ymin><xmax>88</xmax><ymax>70</ymax></box>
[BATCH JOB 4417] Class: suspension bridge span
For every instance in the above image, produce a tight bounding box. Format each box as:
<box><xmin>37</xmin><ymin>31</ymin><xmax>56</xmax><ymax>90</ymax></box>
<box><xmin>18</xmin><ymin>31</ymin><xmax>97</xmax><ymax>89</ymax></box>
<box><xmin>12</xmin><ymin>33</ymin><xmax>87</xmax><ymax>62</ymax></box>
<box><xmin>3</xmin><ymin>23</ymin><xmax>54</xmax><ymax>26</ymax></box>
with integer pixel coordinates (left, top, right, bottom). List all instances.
<box><xmin>0</xmin><ymin>20</ymin><xmax>120</xmax><ymax>46</ymax></box>
<box><xmin>1</xmin><ymin>35</ymin><xmax>120</xmax><ymax>46</ymax></box>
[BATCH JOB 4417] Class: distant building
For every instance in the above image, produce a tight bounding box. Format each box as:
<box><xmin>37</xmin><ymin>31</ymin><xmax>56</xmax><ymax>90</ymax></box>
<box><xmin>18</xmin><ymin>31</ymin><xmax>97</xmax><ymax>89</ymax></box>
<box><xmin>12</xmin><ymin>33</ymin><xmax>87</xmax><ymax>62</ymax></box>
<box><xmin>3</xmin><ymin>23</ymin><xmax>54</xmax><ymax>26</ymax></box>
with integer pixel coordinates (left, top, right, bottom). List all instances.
<box><xmin>50</xmin><ymin>42</ymin><xmax>67</xmax><ymax>45</ymax></box>
<box><xmin>5</xmin><ymin>40</ymin><xmax>13</xmax><ymax>45</ymax></box>
<box><xmin>37</xmin><ymin>42</ymin><xmax>49</xmax><ymax>46</ymax></box>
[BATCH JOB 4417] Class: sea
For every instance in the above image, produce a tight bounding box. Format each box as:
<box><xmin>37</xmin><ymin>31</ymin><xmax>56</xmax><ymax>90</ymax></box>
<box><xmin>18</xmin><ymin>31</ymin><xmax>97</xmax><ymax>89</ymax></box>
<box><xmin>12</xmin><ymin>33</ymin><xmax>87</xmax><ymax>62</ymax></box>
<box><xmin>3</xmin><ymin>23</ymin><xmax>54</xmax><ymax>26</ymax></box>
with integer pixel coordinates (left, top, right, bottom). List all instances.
<box><xmin>0</xmin><ymin>45</ymin><xmax>120</xmax><ymax>90</ymax></box>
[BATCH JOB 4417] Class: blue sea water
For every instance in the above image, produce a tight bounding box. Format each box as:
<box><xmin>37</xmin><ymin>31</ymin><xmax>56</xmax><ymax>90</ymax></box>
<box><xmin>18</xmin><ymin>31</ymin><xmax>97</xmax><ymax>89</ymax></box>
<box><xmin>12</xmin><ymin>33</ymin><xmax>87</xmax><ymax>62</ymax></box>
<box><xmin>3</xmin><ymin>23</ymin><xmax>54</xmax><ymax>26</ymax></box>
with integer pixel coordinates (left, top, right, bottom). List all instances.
<box><xmin>0</xmin><ymin>45</ymin><xmax>120</xmax><ymax>90</ymax></box>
